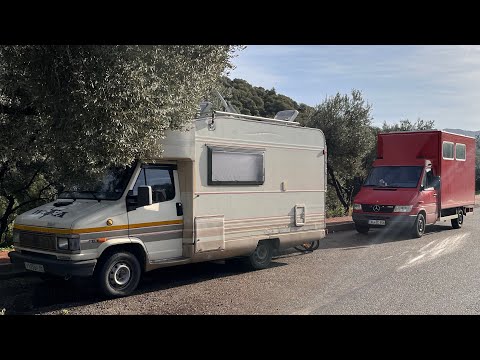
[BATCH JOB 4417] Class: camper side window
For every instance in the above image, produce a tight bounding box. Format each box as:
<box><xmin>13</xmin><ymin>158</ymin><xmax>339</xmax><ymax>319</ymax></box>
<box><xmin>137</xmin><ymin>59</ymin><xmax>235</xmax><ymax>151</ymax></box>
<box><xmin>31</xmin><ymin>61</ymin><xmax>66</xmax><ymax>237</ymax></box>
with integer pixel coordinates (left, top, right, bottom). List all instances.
<box><xmin>132</xmin><ymin>167</ymin><xmax>175</xmax><ymax>203</ymax></box>
<box><xmin>208</xmin><ymin>146</ymin><xmax>265</xmax><ymax>185</ymax></box>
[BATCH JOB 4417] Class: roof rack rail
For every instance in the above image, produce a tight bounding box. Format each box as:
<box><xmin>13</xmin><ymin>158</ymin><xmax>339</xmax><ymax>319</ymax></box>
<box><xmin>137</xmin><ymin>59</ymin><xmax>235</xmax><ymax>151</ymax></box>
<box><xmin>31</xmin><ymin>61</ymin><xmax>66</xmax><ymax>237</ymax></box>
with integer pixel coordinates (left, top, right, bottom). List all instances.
<box><xmin>213</xmin><ymin>110</ymin><xmax>300</xmax><ymax>125</ymax></box>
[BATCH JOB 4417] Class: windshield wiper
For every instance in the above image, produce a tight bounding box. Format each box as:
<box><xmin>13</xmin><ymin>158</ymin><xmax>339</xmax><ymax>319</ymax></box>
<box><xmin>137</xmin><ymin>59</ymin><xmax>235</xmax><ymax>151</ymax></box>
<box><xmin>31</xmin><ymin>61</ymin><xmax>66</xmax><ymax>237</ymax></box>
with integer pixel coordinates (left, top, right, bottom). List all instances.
<box><xmin>58</xmin><ymin>191</ymin><xmax>78</xmax><ymax>200</ymax></box>
<box><xmin>78</xmin><ymin>191</ymin><xmax>101</xmax><ymax>202</ymax></box>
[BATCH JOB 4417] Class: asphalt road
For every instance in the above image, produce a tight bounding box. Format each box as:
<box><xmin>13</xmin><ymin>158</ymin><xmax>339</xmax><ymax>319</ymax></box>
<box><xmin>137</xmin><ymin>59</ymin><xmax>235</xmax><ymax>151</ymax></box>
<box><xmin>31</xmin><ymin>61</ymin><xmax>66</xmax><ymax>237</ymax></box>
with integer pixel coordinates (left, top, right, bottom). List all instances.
<box><xmin>2</xmin><ymin>211</ymin><xmax>480</xmax><ymax>315</ymax></box>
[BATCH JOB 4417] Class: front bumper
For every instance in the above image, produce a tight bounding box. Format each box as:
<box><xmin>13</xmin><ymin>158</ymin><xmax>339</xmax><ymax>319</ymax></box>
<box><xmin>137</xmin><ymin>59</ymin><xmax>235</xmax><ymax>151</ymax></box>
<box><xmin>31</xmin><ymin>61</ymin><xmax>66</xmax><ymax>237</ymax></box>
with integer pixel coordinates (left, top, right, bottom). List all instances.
<box><xmin>352</xmin><ymin>213</ymin><xmax>417</xmax><ymax>228</ymax></box>
<box><xmin>9</xmin><ymin>251</ymin><xmax>97</xmax><ymax>277</ymax></box>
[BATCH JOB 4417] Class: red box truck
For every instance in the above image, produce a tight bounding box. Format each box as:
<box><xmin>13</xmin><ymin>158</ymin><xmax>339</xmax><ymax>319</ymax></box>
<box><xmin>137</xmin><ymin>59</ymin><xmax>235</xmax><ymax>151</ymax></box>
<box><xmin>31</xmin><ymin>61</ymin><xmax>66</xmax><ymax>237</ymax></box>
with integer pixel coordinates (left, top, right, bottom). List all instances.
<box><xmin>352</xmin><ymin>130</ymin><xmax>476</xmax><ymax>237</ymax></box>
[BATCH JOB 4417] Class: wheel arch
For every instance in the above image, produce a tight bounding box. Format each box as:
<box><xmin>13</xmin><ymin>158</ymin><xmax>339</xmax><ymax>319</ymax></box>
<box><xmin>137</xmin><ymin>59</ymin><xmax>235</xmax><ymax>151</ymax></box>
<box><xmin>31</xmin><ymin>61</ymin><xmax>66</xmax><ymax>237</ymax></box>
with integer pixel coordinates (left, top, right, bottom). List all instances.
<box><xmin>96</xmin><ymin>239</ymin><xmax>148</xmax><ymax>272</ymax></box>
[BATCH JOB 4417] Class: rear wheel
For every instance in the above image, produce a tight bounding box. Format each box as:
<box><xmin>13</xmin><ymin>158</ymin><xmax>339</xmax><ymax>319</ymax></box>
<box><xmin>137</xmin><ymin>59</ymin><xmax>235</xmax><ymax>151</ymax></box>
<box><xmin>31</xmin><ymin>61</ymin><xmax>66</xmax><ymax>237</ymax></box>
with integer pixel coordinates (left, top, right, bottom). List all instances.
<box><xmin>246</xmin><ymin>241</ymin><xmax>273</xmax><ymax>270</ymax></box>
<box><xmin>355</xmin><ymin>223</ymin><xmax>370</xmax><ymax>234</ymax></box>
<box><xmin>294</xmin><ymin>240</ymin><xmax>319</xmax><ymax>252</ymax></box>
<box><xmin>412</xmin><ymin>213</ymin><xmax>426</xmax><ymax>238</ymax></box>
<box><xmin>96</xmin><ymin>251</ymin><xmax>141</xmax><ymax>297</ymax></box>
<box><xmin>451</xmin><ymin>209</ymin><xmax>464</xmax><ymax>229</ymax></box>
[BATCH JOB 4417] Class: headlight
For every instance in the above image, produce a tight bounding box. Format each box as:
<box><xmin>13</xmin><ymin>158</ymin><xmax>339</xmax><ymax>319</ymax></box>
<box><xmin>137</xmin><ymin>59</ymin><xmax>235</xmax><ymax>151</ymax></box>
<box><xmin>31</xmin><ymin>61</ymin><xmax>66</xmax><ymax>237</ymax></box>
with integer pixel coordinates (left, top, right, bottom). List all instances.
<box><xmin>394</xmin><ymin>205</ymin><xmax>413</xmax><ymax>213</ymax></box>
<box><xmin>353</xmin><ymin>203</ymin><xmax>362</xmax><ymax>210</ymax></box>
<box><xmin>68</xmin><ymin>238</ymin><xmax>80</xmax><ymax>251</ymax></box>
<box><xmin>57</xmin><ymin>237</ymin><xmax>69</xmax><ymax>250</ymax></box>
<box><xmin>57</xmin><ymin>237</ymin><xmax>80</xmax><ymax>251</ymax></box>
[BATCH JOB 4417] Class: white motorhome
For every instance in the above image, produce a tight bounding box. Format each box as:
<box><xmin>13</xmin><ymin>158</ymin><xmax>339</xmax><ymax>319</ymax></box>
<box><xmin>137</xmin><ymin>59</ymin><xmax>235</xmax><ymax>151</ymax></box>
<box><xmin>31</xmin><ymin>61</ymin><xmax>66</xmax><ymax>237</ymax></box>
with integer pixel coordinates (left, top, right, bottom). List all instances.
<box><xmin>10</xmin><ymin>109</ymin><xmax>327</xmax><ymax>297</ymax></box>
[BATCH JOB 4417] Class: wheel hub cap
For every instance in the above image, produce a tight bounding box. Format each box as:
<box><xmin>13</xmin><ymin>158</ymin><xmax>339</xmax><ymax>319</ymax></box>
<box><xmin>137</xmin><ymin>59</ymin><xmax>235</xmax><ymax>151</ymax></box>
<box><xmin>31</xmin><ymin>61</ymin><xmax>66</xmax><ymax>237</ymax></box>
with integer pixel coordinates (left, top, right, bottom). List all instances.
<box><xmin>109</xmin><ymin>263</ymin><xmax>131</xmax><ymax>287</ymax></box>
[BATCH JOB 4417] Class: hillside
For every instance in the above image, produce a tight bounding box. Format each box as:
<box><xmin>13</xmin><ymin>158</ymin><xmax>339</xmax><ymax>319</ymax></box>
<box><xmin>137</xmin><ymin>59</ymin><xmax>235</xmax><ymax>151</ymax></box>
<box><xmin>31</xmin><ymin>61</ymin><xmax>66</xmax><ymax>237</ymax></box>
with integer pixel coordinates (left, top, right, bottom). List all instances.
<box><xmin>444</xmin><ymin>128</ymin><xmax>480</xmax><ymax>138</ymax></box>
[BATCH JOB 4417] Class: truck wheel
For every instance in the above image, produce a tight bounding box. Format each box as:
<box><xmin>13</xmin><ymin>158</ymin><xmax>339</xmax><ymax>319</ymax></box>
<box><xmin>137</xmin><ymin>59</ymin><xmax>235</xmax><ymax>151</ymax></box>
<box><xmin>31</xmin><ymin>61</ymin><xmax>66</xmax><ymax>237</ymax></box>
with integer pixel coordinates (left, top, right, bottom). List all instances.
<box><xmin>412</xmin><ymin>213</ymin><xmax>426</xmax><ymax>238</ymax></box>
<box><xmin>96</xmin><ymin>251</ymin><xmax>141</xmax><ymax>297</ymax></box>
<box><xmin>451</xmin><ymin>209</ymin><xmax>464</xmax><ymax>229</ymax></box>
<box><xmin>355</xmin><ymin>223</ymin><xmax>370</xmax><ymax>234</ymax></box>
<box><xmin>246</xmin><ymin>241</ymin><xmax>273</xmax><ymax>270</ymax></box>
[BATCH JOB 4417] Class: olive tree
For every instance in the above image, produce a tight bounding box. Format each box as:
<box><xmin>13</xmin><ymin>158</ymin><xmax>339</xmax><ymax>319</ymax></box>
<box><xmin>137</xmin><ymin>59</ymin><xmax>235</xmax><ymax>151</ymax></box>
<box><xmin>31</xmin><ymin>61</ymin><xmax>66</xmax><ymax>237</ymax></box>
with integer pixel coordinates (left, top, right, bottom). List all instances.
<box><xmin>0</xmin><ymin>45</ymin><xmax>238</xmax><ymax>242</ymax></box>
<box><xmin>306</xmin><ymin>90</ymin><xmax>375</xmax><ymax>215</ymax></box>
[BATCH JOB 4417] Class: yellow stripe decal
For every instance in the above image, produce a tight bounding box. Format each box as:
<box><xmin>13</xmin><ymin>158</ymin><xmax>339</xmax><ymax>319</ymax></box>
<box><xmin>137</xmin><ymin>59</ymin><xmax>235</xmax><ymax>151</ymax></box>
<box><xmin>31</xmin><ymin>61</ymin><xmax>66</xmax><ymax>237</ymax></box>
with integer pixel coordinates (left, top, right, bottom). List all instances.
<box><xmin>13</xmin><ymin>220</ymin><xmax>183</xmax><ymax>235</ymax></box>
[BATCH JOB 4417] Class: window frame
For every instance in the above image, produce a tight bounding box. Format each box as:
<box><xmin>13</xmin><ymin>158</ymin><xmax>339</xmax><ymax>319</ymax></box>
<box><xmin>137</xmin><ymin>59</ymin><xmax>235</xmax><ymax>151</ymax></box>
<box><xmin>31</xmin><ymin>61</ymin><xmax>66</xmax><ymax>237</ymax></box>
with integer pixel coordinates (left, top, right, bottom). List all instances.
<box><xmin>207</xmin><ymin>146</ymin><xmax>265</xmax><ymax>186</ymax></box>
<box><xmin>131</xmin><ymin>164</ymin><xmax>177</xmax><ymax>203</ymax></box>
<box><xmin>442</xmin><ymin>141</ymin><xmax>454</xmax><ymax>160</ymax></box>
<box><xmin>455</xmin><ymin>143</ymin><xmax>466</xmax><ymax>161</ymax></box>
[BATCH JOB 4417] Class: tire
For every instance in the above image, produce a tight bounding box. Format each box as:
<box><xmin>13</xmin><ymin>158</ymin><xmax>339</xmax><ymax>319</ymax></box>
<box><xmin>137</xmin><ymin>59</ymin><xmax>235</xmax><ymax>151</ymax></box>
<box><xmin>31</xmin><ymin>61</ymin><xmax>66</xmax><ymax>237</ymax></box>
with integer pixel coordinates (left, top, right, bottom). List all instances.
<box><xmin>295</xmin><ymin>240</ymin><xmax>320</xmax><ymax>252</ymax></box>
<box><xmin>96</xmin><ymin>251</ymin><xmax>141</xmax><ymax>297</ymax></box>
<box><xmin>451</xmin><ymin>209</ymin><xmax>464</xmax><ymax>229</ymax></box>
<box><xmin>355</xmin><ymin>223</ymin><xmax>370</xmax><ymax>234</ymax></box>
<box><xmin>246</xmin><ymin>241</ymin><xmax>273</xmax><ymax>270</ymax></box>
<box><xmin>412</xmin><ymin>213</ymin><xmax>426</xmax><ymax>238</ymax></box>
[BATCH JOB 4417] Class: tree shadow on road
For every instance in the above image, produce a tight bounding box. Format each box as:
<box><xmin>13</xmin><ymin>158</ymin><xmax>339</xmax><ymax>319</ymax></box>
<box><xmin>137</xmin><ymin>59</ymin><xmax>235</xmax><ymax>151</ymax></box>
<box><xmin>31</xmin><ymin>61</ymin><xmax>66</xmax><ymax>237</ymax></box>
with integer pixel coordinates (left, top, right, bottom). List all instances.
<box><xmin>5</xmin><ymin>258</ymin><xmax>288</xmax><ymax>315</ymax></box>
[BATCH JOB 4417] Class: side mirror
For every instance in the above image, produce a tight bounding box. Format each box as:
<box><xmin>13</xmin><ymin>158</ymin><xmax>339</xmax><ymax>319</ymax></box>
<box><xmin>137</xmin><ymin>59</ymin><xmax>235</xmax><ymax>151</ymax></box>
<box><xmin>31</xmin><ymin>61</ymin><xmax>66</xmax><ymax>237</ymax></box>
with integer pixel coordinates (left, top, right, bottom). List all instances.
<box><xmin>137</xmin><ymin>185</ymin><xmax>153</xmax><ymax>207</ymax></box>
<box><xmin>126</xmin><ymin>190</ymin><xmax>138</xmax><ymax>212</ymax></box>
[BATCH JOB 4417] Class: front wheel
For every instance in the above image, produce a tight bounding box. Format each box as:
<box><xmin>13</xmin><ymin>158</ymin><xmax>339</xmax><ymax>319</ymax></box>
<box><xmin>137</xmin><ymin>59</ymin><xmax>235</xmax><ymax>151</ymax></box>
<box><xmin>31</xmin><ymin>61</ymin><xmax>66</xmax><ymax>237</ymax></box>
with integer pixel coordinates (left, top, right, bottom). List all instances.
<box><xmin>451</xmin><ymin>209</ymin><xmax>464</xmax><ymax>229</ymax></box>
<box><xmin>355</xmin><ymin>223</ymin><xmax>370</xmax><ymax>234</ymax></box>
<box><xmin>246</xmin><ymin>241</ymin><xmax>273</xmax><ymax>270</ymax></box>
<box><xmin>412</xmin><ymin>213</ymin><xmax>426</xmax><ymax>238</ymax></box>
<box><xmin>96</xmin><ymin>251</ymin><xmax>141</xmax><ymax>297</ymax></box>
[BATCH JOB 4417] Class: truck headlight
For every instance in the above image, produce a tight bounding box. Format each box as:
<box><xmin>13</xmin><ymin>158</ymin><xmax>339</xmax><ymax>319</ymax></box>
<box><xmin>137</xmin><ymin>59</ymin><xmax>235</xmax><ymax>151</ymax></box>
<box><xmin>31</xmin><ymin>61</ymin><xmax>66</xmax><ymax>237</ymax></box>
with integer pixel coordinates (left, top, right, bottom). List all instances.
<box><xmin>57</xmin><ymin>237</ymin><xmax>69</xmax><ymax>250</ymax></box>
<box><xmin>353</xmin><ymin>203</ymin><xmax>362</xmax><ymax>210</ymax></box>
<box><xmin>57</xmin><ymin>237</ymin><xmax>80</xmax><ymax>251</ymax></box>
<box><xmin>68</xmin><ymin>238</ymin><xmax>80</xmax><ymax>251</ymax></box>
<box><xmin>394</xmin><ymin>205</ymin><xmax>413</xmax><ymax>213</ymax></box>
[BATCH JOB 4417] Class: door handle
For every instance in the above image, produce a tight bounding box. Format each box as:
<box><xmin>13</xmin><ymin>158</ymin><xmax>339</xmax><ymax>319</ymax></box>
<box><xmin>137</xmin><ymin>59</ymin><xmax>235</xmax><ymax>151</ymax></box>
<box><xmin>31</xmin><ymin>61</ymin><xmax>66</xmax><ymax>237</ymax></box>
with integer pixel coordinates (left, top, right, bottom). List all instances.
<box><xmin>433</xmin><ymin>193</ymin><xmax>437</xmax><ymax>197</ymax></box>
<box><xmin>176</xmin><ymin>202</ymin><xmax>183</xmax><ymax>216</ymax></box>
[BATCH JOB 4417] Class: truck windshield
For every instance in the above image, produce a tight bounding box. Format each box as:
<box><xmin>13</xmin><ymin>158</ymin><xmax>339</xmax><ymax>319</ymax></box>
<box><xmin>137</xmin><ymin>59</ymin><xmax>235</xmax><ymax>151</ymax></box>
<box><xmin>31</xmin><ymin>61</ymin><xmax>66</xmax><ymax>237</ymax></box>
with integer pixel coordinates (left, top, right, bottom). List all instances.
<box><xmin>364</xmin><ymin>166</ymin><xmax>423</xmax><ymax>188</ymax></box>
<box><xmin>58</xmin><ymin>163</ymin><xmax>136</xmax><ymax>201</ymax></box>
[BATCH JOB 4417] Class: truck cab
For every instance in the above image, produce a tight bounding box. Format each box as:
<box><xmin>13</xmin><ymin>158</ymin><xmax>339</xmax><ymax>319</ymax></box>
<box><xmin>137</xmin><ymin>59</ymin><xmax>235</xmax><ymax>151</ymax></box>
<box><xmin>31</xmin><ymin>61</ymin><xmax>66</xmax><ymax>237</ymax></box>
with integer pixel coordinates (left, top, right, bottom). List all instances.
<box><xmin>353</xmin><ymin>159</ymin><xmax>440</xmax><ymax>237</ymax></box>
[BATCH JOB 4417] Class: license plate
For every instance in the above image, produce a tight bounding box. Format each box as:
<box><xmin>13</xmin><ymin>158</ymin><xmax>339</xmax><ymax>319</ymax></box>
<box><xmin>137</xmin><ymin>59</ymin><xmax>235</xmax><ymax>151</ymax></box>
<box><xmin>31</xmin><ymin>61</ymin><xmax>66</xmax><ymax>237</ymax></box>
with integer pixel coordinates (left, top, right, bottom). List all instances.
<box><xmin>25</xmin><ymin>262</ymin><xmax>45</xmax><ymax>273</ymax></box>
<box><xmin>368</xmin><ymin>219</ymin><xmax>386</xmax><ymax>226</ymax></box>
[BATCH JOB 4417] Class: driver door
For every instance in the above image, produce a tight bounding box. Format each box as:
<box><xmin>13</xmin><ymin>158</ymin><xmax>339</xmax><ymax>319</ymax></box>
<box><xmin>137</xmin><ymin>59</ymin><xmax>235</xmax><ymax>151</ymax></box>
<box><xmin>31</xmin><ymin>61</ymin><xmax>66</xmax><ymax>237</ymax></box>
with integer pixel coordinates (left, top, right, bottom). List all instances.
<box><xmin>127</xmin><ymin>164</ymin><xmax>183</xmax><ymax>261</ymax></box>
<box><xmin>421</xmin><ymin>168</ymin><xmax>439</xmax><ymax>224</ymax></box>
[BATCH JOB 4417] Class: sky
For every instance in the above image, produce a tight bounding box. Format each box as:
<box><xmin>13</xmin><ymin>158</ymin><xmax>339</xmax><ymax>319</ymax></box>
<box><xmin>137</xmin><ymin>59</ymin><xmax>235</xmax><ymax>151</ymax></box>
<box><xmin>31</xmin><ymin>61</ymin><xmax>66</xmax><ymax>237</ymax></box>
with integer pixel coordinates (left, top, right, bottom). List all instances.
<box><xmin>229</xmin><ymin>45</ymin><xmax>480</xmax><ymax>132</ymax></box>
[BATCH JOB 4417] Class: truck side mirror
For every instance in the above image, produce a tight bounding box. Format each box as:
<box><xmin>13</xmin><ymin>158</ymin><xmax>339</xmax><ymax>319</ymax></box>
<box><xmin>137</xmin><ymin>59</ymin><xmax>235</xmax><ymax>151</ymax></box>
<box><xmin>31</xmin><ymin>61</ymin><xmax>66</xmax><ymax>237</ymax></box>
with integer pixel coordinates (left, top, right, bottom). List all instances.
<box><xmin>137</xmin><ymin>185</ymin><xmax>153</xmax><ymax>208</ymax></box>
<box><xmin>126</xmin><ymin>190</ymin><xmax>138</xmax><ymax>212</ymax></box>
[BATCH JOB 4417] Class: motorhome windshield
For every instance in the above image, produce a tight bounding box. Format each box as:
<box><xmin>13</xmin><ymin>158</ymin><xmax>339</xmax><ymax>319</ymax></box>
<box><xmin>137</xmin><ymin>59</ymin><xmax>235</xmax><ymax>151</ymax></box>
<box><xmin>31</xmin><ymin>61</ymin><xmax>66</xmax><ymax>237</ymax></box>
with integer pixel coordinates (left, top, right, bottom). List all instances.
<box><xmin>58</xmin><ymin>164</ymin><xmax>136</xmax><ymax>200</ymax></box>
<box><xmin>364</xmin><ymin>166</ymin><xmax>423</xmax><ymax>188</ymax></box>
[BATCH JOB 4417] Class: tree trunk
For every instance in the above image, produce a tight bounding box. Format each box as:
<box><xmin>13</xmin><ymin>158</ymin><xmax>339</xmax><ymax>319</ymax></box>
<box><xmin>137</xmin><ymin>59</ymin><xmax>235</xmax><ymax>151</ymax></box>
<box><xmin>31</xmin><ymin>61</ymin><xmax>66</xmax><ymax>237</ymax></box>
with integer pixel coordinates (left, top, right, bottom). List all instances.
<box><xmin>327</xmin><ymin>165</ymin><xmax>350</xmax><ymax>214</ymax></box>
<box><xmin>0</xmin><ymin>196</ymin><xmax>15</xmax><ymax>244</ymax></box>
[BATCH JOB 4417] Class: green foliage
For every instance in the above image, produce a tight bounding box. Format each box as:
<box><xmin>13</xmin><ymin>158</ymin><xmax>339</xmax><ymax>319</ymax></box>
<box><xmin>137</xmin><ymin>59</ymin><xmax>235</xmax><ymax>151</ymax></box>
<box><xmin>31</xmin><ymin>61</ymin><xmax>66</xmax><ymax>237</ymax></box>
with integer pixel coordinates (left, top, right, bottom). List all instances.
<box><xmin>306</xmin><ymin>90</ymin><xmax>375</xmax><ymax>214</ymax></box>
<box><xmin>326</xmin><ymin>186</ymin><xmax>345</xmax><ymax>218</ymax></box>
<box><xmin>215</xmin><ymin>77</ymin><xmax>314</xmax><ymax>122</ymax></box>
<box><xmin>381</xmin><ymin>118</ymin><xmax>436</xmax><ymax>132</ymax></box>
<box><xmin>0</xmin><ymin>45</ymin><xmax>237</xmax><ymax>241</ymax></box>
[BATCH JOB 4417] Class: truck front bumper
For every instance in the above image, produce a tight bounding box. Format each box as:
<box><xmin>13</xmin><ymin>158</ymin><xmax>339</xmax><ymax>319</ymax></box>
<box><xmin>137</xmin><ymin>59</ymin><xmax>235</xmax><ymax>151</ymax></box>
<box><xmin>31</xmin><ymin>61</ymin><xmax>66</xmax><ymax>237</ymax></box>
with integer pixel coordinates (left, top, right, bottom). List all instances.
<box><xmin>352</xmin><ymin>213</ymin><xmax>417</xmax><ymax>228</ymax></box>
<box><xmin>9</xmin><ymin>251</ymin><xmax>97</xmax><ymax>277</ymax></box>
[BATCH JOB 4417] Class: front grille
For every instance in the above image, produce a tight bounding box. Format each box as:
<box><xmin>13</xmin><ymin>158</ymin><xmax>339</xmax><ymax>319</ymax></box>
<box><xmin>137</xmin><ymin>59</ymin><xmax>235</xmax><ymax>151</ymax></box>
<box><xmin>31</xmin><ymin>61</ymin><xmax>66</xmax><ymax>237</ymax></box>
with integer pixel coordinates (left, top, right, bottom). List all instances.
<box><xmin>361</xmin><ymin>204</ymin><xmax>395</xmax><ymax>213</ymax></box>
<box><xmin>18</xmin><ymin>232</ymin><xmax>56</xmax><ymax>251</ymax></box>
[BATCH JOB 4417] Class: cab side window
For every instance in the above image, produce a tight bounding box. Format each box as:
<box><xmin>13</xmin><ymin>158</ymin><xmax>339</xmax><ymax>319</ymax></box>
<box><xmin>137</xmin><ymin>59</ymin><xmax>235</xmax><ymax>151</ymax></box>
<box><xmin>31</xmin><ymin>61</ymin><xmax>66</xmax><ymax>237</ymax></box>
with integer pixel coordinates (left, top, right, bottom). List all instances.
<box><xmin>424</xmin><ymin>169</ymin><xmax>435</xmax><ymax>189</ymax></box>
<box><xmin>132</xmin><ymin>167</ymin><xmax>175</xmax><ymax>203</ymax></box>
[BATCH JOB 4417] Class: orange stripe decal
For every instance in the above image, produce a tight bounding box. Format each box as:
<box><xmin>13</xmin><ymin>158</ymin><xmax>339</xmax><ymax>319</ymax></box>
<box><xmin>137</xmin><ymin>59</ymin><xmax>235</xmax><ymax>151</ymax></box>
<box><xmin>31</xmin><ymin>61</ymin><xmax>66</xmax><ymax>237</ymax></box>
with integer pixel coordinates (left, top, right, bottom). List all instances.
<box><xmin>13</xmin><ymin>220</ymin><xmax>183</xmax><ymax>235</ymax></box>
